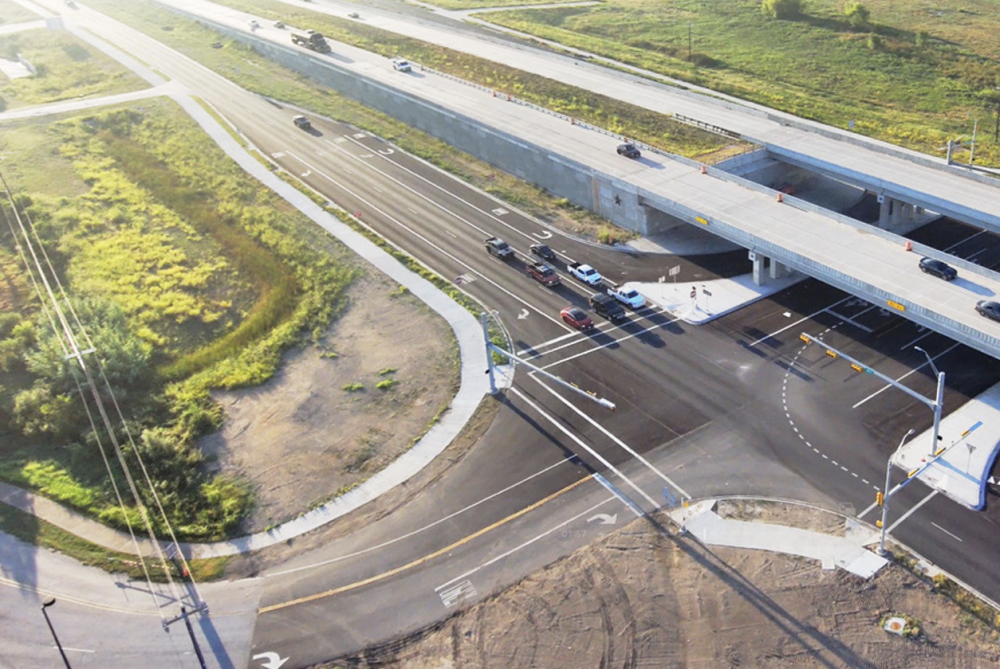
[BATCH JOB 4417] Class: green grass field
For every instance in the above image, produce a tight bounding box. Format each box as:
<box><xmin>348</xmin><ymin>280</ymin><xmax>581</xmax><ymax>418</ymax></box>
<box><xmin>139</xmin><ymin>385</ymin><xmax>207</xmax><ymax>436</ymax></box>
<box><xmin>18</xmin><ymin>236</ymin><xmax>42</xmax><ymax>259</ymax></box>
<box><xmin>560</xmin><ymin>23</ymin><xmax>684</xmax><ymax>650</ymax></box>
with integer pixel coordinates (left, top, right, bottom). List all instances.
<box><xmin>480</xmin><ymin>0</ymin><xmax>1000</xmax><ymax>165</ymax></box>
<box><xmin>0</xmin><ymin>96</ymin><xmax>358</xmax><ymax>543</ymax></box>
<box><xmin>0</xmin><ymin>28</ymin><xmax>148</xmax><ymax>110</ymax></box>
<box><xmin>0</xmin><ymin>0</ymin><xmax>42</xmax><ymax>25</ymax></box>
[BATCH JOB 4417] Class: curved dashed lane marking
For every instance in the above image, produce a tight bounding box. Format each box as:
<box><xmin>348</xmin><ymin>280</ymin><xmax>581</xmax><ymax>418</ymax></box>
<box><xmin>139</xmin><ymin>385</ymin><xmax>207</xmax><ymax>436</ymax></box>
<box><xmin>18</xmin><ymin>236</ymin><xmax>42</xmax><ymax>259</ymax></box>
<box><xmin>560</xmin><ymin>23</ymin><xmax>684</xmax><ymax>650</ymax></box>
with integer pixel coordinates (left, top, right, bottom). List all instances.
<box><xmin>779</xmin><ymin>323</ymin><xmax>880</xmax><ymax>491</ymax></box>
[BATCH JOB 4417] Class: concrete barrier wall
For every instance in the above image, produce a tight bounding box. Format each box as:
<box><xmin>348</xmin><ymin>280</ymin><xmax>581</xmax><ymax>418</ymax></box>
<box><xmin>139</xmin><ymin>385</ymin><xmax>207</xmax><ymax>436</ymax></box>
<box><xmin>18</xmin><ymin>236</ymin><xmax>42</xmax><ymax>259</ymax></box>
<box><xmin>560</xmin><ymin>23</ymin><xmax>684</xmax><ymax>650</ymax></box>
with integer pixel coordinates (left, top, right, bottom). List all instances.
<box><xmin>161</xmin><ymin>8</ymin><xmax>663</xmax><ymax>232</ymax></box>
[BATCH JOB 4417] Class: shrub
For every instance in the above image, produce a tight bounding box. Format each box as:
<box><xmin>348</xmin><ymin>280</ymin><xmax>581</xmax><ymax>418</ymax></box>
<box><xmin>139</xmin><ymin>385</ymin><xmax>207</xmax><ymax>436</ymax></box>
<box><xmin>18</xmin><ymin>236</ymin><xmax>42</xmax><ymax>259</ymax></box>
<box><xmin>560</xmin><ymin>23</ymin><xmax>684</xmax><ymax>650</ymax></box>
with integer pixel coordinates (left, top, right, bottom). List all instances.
<box><xmin>343</xmin><ymin>382</ymin><xmax>364</xmax><ymax>393</ymax></box>
<box><xmin>867</xmin><ymin>33</ymin><xmax>882</xmax><ymax>50</ymax></box>
<box><xmin>761</xmin><ymin>0</ymin><xmax>803</xmax><ymax>20</ymax></box>
<box><xmin>376</xmin><ymin>379</ymin><xmax>398</xmax><ymax>391</ymax></box>
<box><xmin>845</xmin><ymin>2</ymin><xmax>870</xmax><ymax>30</ymax></box>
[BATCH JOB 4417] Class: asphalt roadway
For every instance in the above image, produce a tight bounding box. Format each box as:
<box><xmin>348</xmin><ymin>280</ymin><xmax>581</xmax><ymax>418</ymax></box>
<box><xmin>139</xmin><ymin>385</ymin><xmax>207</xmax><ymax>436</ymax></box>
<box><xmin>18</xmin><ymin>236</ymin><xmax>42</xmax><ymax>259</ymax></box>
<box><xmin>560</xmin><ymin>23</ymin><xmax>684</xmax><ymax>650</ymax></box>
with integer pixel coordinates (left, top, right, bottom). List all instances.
<box><xmin>11</xmin><ymin>3</ymin><xmax>1000</xmax><ymax>668</ymax></box>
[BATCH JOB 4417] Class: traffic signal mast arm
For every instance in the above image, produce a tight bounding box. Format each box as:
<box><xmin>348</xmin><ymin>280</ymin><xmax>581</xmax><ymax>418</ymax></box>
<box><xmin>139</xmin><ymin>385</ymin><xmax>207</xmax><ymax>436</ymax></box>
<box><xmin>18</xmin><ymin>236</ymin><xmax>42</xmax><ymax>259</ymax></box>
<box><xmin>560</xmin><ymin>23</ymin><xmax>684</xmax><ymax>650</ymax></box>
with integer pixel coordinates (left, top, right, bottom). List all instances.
<box><xmin>799</xmin><ymin>333</ymin><xmax>935</xmax><ymax>410</ymax></box>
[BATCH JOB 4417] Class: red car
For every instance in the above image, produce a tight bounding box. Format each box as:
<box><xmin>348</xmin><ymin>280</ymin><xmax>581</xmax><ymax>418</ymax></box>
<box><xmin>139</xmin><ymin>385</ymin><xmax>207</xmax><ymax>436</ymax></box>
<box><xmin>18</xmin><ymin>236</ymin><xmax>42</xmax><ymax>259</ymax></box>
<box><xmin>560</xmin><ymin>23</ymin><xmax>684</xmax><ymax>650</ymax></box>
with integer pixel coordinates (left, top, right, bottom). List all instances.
<box><xmin>561</xmin><ymin>306</ymin><xmax>594</xmax><ymax>331</ymax></box>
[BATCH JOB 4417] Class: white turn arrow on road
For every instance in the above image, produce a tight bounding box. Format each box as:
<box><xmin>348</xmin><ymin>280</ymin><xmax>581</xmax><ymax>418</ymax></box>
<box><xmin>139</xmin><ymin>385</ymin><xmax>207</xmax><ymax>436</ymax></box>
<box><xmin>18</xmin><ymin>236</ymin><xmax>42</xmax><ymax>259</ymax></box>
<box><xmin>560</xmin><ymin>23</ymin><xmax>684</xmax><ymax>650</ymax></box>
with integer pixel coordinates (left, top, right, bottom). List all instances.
<box><xmin>587</xmin><ymin>513</ymin><xmax>618</xmax><ymax>525</ymax></box>
<box><xmin>532</xmin><ymin>230</ymin><xmax>553</xmax><ymax>239</ymax></box>
<box><xmin>518</xmin><ymin>309</ymin><xmax>529</xmax><ymax>320</ymax></box>
<box><xmin>252</xmin><ymin>652</ymin><xmax>289</xmax><ymax>669</ymax></box>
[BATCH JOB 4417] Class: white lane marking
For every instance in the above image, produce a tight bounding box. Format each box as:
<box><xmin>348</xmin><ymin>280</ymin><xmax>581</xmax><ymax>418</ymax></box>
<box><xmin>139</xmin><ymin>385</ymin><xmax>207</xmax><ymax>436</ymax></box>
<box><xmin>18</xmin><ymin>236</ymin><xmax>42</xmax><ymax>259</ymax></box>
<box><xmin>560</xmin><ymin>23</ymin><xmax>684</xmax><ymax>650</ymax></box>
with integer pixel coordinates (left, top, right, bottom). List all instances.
<box><xmin>438</xmin><ymin>579</ymin><xmax>477</xmax><ymax>608</ymax></box>
<box><xmin>852</xmin><ymin>342</ymin><xmax>960</xmax><ymax>409</ymax></box>
<box><xmin>592</xmin><ymin>472</ymin><xmax>644</xmax><ymax>517</ymax></box>
<box><xmin>746</xmin><ymin>296</ymin><xmax>852</xmax><ymax>348</ymax></box>
<box><xmin>61</xmin><ymin>647</ymin><xmax>96</xmax><ymax>654</ymax></box>
<box><xmin>282</xmin><ymin>150</ymin><xmax>567</xmax><ymax>328</ymax></box>
<box><xmin>435</xmin><ymin>494</ymin><xmax>616</xmax><ymax>593</ymax></box>
<box><xmin>858</xmin><ymin>500</ymin><xmax>878</xmax><ymax>519</ymax></box>
<box><xmin>945</xmin><ymin>229</ymin><xmax>986</xmax><ymax>252</ymax></box>
<box><xmin>524</xmin><ymin>330</ymin><xmax>583</xmax><ymax>353</ymax></box>
<box><xmin>887</xmin><ymin>490</ymin><xmax>938</xmax><ymax>534</ymax></box>
<box><xmin>900</xmin><ymin>329</ymin><xmax>933</xmax><ymax>351</ymax></box>
<box><xmin>337</xmin><ymin>135</ymin><xmax>549</xmax><ymax>245</ymax></box>
<box><xmin>539</xmin><ymin>311</ymin><xmax>685</xmax><ymax>370</ymax></box>
<box><xmin>508</xmin><ymin>386</ymin><xmax>660</xmax><ymax>509</ymax></box>
<box><xmin>530</xmin><ymin>375</ymin><xmax>690</xmax><ymax>499</ymax></box>
<box><xmin>266</xmin><ymin>454</ymin><xmax>579</xmax><ymax>577</ymax></box>
<box><xmin>931</xmin><ymin>522</ymin><xmax>964</xmax><ymax>542</ymax></box>
<box><xmin>966</xmin><ymin>247</ymin><xmax>989</xmax><ymax>261</ymax></box>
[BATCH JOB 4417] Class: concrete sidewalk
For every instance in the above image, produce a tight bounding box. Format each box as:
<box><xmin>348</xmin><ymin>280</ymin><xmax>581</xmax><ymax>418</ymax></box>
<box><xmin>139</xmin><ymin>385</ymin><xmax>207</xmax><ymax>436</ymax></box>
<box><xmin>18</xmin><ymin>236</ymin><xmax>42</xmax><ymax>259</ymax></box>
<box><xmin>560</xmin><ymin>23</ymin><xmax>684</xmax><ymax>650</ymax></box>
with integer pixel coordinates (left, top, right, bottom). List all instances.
<box><xmin>671</xmin><ymin>501</ymin><xmax>888</xmax><ymax>578</ymax></box>
<box><xmin>893</xmin><ymin>382</ymin><xmax>1000</xmax><ymax>510</ymax></box>
<box><xmin>628</xmin><ymin>272</ymin><xmax>803</xmax><ymax>325</ymax></box>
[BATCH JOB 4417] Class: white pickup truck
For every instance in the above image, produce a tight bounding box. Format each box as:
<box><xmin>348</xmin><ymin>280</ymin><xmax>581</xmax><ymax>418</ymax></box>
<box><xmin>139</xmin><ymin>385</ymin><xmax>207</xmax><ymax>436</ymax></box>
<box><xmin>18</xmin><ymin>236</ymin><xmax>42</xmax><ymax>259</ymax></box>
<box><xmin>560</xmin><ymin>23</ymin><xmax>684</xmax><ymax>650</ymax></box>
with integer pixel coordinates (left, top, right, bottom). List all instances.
<box><xmin>567</xmin><ymin>262</ymin><xmax>602</xmax><ymax>286</ymax></box>
<box><xmin>608</xmin><ymin>286</ymin><xmax>646</xmax><ymax>310</ymax></box>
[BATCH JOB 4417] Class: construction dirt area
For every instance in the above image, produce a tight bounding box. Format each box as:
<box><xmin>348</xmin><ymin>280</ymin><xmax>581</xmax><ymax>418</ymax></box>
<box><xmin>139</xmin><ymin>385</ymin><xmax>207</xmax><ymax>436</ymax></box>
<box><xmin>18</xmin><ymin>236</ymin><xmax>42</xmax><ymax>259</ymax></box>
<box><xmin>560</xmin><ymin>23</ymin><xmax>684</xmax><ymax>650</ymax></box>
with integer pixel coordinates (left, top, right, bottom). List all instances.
<box><xmin>199</xmin><ymin>271</ymin><xmax>458</xmax><ymax>534</ymax></box>
<box><xmin>325</xmin><ymin>501</ymin><xmax>1000</xmax><ymax>669</ymax></box>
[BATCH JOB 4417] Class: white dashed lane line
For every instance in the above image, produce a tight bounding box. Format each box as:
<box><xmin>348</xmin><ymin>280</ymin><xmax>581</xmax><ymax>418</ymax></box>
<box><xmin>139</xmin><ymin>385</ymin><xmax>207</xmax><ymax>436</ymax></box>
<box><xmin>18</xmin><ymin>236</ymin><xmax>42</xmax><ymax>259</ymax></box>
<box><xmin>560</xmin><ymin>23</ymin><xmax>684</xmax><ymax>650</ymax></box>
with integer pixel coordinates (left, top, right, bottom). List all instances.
<box><xmin>780</xmin><ymin>321</ymin><xmax>878</xmax><ymax>491</ymax></box>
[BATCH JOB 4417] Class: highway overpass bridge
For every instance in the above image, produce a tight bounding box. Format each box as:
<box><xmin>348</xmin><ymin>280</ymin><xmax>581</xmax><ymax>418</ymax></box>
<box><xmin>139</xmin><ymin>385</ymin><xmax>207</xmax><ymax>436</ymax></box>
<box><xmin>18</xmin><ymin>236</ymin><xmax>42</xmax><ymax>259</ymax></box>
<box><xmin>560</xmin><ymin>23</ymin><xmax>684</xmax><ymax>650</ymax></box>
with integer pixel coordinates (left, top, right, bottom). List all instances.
<box><xmin>152</xmin><ymin>0</ymin><xmax>1000</xmax><ymax>359</ymax></box>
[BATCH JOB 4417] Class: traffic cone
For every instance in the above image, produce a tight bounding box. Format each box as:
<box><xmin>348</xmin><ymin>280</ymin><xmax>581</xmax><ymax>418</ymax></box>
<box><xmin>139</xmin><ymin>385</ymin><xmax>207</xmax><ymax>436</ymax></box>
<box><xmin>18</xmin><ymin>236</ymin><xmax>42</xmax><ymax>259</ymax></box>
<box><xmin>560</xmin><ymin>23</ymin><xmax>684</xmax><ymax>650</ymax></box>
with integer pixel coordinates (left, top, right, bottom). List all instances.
<box><xmin>905</xmin><ymin>241</ymin><xmax>912</xmax><ymax>251</ymax></box>
<box><xmin>776</xmin><ymin>193</ymin><xmax>784</xmax><ymax>203</ymax></box>
<box><xmin>700</xmin><ymin>165</ymin><xmax>707</xmax><ymax>174</ymax></box>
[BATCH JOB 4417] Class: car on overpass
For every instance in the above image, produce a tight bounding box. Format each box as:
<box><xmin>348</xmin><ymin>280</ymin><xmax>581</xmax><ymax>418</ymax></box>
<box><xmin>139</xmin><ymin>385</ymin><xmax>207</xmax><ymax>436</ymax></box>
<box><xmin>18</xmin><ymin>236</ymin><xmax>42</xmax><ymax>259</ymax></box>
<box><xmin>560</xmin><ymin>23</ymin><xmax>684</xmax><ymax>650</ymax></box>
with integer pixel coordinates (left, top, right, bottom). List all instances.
<box><xmin>919</xmin><ymin>257</ymin><xmax>957</xmax><ymax>281</ymax></box>
<box><xmin>617</xmin><ymin>143</ymin><xmax>641</xmax><ymax>159</ymax></box>
<box><xmin>976</xmin><ymin>300</ymin><xmax>1000</xmax><ymax>322</ymax></box>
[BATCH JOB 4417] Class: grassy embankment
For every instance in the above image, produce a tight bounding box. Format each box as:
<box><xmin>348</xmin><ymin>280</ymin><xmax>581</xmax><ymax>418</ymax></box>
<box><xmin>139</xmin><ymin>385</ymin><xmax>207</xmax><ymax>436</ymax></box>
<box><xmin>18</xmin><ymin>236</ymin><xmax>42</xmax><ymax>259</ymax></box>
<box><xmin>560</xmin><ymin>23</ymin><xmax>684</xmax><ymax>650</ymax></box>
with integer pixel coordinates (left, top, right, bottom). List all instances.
<box><xmin>85</xmin><ymin>0</ymin><xmax>736</xmax><ymax>242</ymax></box>
<box><xmin>0</xmin><ymin>94</ymin><xmax>358</xmax><ymax>549</ymax></box>
<box><xmin>0</xmin><ymin>0</ymin><xmax>43</xmax><ymax>25</ymax></box>
<box><xmin>0</xmin><ymin>28</ymin><xmax>147</xmax><ymax>110</ymax></box>
<box><xmin>479</xmin><ymin>0</ymin><xmax>1000</xmax><ymax>167</ymax></box>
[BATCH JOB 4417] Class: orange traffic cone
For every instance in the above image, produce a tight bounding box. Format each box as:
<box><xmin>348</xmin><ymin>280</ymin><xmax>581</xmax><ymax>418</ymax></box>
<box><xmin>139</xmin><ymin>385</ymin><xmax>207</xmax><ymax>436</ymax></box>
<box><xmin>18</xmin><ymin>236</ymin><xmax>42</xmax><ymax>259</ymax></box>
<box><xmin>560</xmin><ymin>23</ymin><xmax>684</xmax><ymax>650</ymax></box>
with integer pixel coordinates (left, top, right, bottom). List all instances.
<box><xmin>700</xmin><ymin>165</ymin><xmax>707</xmax><ymax>174</ymax></box>
<box><xmin>905</xmin><ymin>241</ymin><xmax>912</xmax><ymax>251</ymax></box>
<box><xmin>776</xmin><ymin>193</ymin><xmax>784</xmax><ymax>203</ymax></box>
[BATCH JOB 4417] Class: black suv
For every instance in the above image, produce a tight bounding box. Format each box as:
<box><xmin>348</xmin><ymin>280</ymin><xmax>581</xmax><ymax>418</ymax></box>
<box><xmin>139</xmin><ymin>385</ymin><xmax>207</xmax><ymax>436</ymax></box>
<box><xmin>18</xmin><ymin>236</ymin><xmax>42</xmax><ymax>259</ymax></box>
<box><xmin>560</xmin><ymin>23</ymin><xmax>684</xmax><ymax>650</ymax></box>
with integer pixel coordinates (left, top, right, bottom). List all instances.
<box><xmin>919</xmin><ymin>257</ymin><xmax>957</xmax><ymax>281</ymax></box>
<box><xmin>617</xmin><ymin>143</ymin><xmax>641</xmax><ymax>159</ymax></box>
<box><xmin>590</xmin><ymin>293</ymin><xmax>626</xmax><ymax>322</ymax></box>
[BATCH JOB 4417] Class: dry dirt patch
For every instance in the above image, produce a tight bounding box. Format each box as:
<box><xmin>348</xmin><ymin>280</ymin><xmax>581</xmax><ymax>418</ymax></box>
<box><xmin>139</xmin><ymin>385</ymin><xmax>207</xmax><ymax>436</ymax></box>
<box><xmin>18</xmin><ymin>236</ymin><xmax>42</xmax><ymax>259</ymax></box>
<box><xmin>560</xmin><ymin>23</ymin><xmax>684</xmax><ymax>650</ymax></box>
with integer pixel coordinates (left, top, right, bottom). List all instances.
<box><xmin>200</xmin><ymin>272</ymin><xmax>458</xmax><ymax>533</ymax></box>
<box><xmin>330</xmin><ymin>504</ymin><xmax>1000</xmax><ymax>669</ymax></box>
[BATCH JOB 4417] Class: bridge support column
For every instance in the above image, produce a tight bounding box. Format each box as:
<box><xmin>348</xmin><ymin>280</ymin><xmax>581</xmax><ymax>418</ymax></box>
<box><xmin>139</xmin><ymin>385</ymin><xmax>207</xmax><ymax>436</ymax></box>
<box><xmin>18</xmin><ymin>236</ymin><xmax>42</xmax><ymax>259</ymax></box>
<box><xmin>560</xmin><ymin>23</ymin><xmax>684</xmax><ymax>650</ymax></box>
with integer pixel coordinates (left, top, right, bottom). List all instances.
<box><xmin>769</xmin><ymin>259</ymin><xmax>790</xmax><ymax>280</ymax></box>
<box><xmin>752</xmin><ymin>253</ymin><xmax>767</xmax><ymax>286</ymax></box>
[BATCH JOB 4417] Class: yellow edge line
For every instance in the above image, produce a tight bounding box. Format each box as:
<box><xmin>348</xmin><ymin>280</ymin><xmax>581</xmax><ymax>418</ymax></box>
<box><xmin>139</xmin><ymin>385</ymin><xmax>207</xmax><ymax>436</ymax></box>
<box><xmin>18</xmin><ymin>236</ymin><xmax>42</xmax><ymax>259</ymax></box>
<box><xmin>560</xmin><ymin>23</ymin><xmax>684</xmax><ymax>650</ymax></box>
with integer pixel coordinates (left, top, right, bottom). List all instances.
<box><xmin>259</xmin><ymin>475</ymin><xmax>591</xmax><ymax>614</ymax></box>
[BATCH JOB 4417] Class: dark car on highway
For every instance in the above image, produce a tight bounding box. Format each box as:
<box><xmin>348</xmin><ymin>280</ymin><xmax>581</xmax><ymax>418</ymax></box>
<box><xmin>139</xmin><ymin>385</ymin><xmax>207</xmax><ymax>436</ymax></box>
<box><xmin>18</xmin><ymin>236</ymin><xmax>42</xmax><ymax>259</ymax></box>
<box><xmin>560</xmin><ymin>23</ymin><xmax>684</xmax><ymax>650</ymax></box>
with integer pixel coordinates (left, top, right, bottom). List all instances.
<box><xmin>976</xmin><ymin>300</ymin><xmax>1000</xmax><ymax>322</ymax></box>
<box><xmin>530</xmin><ymin>243</ymin><xmax>556</xmax><ymax>262</ymax></box>
<box><xmin>561</xmin><ymin>306</ymin><xmax>594</xmax><ymax>331</ymax></box>
<box><xmin>919</xmin><ymin>257</ymin><xmax>957</xmax><ymax>281</ymax></box>
<box><xmin>617</xmin><ymin>143</ymin><xmax>641</xmax><ymax>159</ymax></box>
<box><xmin>293</xmin><ymin>115</ymin><xmax>311</xmax><ymax>129</ymax></box>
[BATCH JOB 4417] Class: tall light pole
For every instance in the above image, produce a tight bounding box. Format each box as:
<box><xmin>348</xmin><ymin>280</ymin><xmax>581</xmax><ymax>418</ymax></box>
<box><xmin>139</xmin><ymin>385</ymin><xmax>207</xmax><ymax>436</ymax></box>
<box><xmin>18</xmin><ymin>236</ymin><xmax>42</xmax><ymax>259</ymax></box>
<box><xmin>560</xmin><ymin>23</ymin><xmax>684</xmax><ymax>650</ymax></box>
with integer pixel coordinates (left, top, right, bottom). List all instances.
<box><xmin>40</xmin><ymin>597</ymin><xmax>72</xmax><ymax>669</ymax></box>
<box><xmin>878</xmin><ymin>429</ymin><xmax>915</xmax><ymax>556</ymax></box>
<box><xmin>914</xmin><ymin>346</ymin><xmax>945</xmax><ymax>455</ymax></box>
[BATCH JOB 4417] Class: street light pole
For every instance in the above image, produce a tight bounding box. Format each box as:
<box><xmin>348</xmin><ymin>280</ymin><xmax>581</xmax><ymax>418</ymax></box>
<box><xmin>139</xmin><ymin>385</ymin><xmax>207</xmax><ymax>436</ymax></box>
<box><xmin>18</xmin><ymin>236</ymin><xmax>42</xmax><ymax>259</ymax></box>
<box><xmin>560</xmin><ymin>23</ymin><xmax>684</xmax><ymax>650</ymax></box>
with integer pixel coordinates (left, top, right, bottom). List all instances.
<box><xmin>40</xmin><ymin>597</ymin><xmax>72</xmax><ymax>669</ymax></box>
<box><xmin>915</xmin><ymin>346</ymin><xmax>945</xmax><ymax>456</ymax></box>
<box><xmin>879</xmin><ymin>429</ymin><xmax>915</xmax><ymax>556</ymax></box>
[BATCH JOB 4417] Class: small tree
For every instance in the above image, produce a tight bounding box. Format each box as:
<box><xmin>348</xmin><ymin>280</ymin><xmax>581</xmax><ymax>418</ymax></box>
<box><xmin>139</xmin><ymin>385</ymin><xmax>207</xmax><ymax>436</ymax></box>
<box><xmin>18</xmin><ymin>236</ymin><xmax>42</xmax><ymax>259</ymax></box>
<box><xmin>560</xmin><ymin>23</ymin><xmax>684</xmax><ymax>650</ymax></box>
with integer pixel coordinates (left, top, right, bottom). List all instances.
<box><xmin>845</xmin><ymin>2</ymin><xmax>871</xmax><ymax>29</ymax></box>
<box><xmin>762</xmin><ymin>0</ymin><xmax>803</xmax><ymax>20</ymax></box>
<box><xmin>867</xmin><ymin>32</ymin><xmax>882</xmax><ymax>50</ymax></box>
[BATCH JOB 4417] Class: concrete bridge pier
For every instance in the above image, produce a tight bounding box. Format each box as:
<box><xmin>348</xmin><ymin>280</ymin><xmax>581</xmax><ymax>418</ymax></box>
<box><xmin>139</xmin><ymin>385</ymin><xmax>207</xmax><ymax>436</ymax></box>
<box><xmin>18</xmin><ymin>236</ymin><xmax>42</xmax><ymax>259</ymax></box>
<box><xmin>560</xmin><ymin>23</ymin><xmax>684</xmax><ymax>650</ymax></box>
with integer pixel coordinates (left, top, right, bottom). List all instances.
<box><xmin>752</xmin><ymin>252</ymin><xmax>793</xmax><ymax>286</ymax></box>
<box><xmin>877</xmin><ymin>195</ymin><xmax>920</xmax><ymax>233</ymax></box>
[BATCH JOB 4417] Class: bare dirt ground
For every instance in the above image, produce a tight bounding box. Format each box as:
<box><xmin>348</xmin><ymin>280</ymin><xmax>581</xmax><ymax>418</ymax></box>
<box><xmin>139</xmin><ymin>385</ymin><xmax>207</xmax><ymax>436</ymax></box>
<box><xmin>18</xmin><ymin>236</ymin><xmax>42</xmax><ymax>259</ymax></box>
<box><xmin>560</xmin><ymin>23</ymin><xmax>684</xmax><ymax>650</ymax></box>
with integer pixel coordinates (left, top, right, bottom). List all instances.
<box><xmin>326</xmin><ymin>501</ymin><xmax>1000</xmax><ymax>669</ymax></box>
<box><xmin>199</xmin><ymin>271</ymin><xmax>459</xmax><ymax>534</ymax></box>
